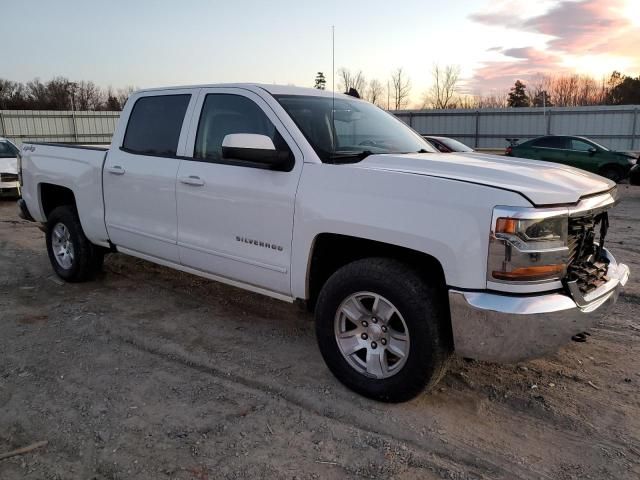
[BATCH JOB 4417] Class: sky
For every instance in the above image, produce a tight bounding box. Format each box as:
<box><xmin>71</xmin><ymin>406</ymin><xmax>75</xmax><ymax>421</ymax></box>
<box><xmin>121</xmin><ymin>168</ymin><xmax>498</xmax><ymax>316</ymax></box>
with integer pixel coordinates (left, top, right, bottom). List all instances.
<box><xmin>2</xmin><ymin>0</ymin><xmax>639</xmax><ymax>105</ymax></box>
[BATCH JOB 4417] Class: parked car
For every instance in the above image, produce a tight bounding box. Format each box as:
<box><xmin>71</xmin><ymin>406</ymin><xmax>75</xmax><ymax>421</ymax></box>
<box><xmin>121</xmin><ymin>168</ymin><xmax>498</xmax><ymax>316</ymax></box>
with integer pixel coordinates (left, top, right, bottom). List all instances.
<box><xmin>0</xmin><ymin>137</ymin><xmax>20</xmax><ymax>197</ymax></box>
<box><xmin>630</xmin><ymin>163</ymin><xmax>640</xmax><ymax>186</ymax></box>
<box><xmin>17</xmin><ymin>84</ymin><xmax>630</xmax><ymax>402</ymax></box>
<box><xmin>506</xmin><ymin>135</ymin><xmax>637</xmax><ymax>182</ymax></box>
<box><xmin>423</xmin><ymin>136</ymin><xmax>474</xmax><ymax>153</ymax></box>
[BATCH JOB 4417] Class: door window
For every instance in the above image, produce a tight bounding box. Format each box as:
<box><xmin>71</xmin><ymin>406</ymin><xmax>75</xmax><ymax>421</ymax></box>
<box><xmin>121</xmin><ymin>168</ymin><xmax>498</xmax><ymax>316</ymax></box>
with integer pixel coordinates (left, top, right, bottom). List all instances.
<box><xmin>569</xmin><ymin>139</ymin><xmax>594</xmax><ymax>151</ymax></box>
<box><xmin>123</xmin><ymin>94</ymin><xmax>191</xmax><ymax>156</ymax></box>
<box><xmin>532</xmin><ymin>137</ymin><xmax>566</xmax><ymax>149</ymax></box>
<box><xmin>194</xmin><ymin>94</ymin><xmax>288</xmax><ymax>164</ymax></box>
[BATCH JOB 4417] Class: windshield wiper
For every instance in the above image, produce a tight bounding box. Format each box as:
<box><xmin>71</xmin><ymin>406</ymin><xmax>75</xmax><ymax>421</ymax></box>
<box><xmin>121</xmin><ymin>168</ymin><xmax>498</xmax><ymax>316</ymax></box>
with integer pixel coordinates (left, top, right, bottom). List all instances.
<box><xmin>416</xmin><ymin>148</ymin><xmax>431</xmax><ymax>153</ymax></box>
<box><xmin>328</xmin><ymin>150</ymin><xmax>374</xmax><ymax>162</ymax></box>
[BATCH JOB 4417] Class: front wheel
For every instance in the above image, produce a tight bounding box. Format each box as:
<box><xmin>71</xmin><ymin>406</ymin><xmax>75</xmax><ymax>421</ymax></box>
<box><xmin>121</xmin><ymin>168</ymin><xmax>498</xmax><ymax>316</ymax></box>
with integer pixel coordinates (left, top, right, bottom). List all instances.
<box><xmin>599</xmin><ymin>165</ymin><xmax>625</xmax><ymax>183</ymax></box>
<box><xmin>315</xmin><ymin>258</ymin><xmax>452</xmax><ymax>402</ymax></box>
<box><xmin>46</xmin><ymin>205</ymin><xmax>104</xmax><ymax>282</ymax></box>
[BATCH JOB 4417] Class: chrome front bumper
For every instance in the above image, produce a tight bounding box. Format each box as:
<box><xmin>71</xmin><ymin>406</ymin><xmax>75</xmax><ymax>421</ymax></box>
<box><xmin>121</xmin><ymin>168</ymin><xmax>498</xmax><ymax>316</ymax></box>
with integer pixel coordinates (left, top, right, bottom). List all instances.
<box><xmin>449</xmin><ymin>248</ymin><xmax>630</xmax><ymax>362</ymax></box>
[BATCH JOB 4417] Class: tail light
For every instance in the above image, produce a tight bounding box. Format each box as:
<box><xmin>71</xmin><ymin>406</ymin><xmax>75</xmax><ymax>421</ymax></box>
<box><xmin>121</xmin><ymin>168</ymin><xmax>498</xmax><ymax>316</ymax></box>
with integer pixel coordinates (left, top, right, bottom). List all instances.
<box><xmin>505</xmin><ymin>146</ymin><xmax>513</xmax><ymax>156</ymax></box>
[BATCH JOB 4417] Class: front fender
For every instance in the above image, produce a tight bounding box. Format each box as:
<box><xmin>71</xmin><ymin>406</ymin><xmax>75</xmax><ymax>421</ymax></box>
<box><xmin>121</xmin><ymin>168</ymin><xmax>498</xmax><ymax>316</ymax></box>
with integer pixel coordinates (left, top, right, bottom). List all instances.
<box><xmin>291</xmin><ymin>163</ymin><xmax>531</xmax><ymax>299</ymax></box>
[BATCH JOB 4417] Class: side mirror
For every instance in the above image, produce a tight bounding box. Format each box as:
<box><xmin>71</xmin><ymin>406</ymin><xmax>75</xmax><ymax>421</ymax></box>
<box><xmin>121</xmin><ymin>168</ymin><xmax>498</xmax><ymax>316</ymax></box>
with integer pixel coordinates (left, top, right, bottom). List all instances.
<box><xmin>221</xmin><ymin>133</ymin><xmax>291</xmax><ymax>170</ymax></box>
<box><xmin>588</xmin><ymin>147</ymin><xmax>597</xmax><ymax>155</ymax></box>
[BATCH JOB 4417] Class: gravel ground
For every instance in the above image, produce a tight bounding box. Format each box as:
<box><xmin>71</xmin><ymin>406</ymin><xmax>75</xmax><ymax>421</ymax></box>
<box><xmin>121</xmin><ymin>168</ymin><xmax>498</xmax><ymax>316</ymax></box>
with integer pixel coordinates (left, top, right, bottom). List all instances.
<box><xmin>0</xmin><ymin>186</ymin><xmax>639</xmax><ymax>480</ymax></box>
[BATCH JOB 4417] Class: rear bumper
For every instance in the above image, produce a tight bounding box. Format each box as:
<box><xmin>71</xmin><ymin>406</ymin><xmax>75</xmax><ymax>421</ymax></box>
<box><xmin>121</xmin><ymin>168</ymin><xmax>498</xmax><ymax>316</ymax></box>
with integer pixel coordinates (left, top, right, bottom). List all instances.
<box><xmin>449</xmin><ymin>248</ymin><xmax>630</xmax><ymax>362</ymax></box>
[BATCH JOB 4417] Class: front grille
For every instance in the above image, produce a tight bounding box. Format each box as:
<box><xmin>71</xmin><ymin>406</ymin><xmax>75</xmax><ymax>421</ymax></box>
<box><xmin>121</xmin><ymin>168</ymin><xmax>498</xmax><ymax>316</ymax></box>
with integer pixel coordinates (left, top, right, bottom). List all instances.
<box><xmin>566</xmin><ymin>212</ymin><xmax>609</xmax><ymax>294</ymax></box>
<box><xmin>0</xmin><ymin>173</ymin><xmax>18</xmax><ymax>182</ymax></box>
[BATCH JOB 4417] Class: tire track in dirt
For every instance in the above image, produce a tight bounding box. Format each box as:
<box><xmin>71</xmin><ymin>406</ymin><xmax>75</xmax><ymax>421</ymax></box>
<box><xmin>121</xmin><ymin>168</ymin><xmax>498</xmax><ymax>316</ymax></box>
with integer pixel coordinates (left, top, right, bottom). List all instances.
<box><xmin>102</xmin><ymin>324</ymin><xmax>555</xmax><ymax>480</ymax></box>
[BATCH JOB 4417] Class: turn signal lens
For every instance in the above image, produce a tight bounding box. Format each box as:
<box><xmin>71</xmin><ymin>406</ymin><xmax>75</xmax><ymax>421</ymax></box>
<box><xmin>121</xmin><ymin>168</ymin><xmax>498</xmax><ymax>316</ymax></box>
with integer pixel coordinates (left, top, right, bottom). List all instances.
<box><xmin>492</xmin><ymin>264</ymin><xmax>566</xmax><ymax>281</ymax></box>
<box><xmin>496</xmin><ymin>218</ymin><xmax>517</xmax><ymax>234</ymax></box>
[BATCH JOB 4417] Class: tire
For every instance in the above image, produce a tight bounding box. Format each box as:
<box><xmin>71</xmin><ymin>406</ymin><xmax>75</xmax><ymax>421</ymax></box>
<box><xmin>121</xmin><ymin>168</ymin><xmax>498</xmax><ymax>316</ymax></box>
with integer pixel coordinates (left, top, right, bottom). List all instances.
<box><xmin>315</xmin><ymin>257</ymin><xmax>452</xmax><ymax>402</ymax></box>
<box><xmin>45</xmin><ymin>205</ymin><xmax>104</xmax><ymax>282</ymax></box>
<box><xmin>599</xmin><ymin>165</ymin><xmax>625</xmax><ymax>183</ymax></box>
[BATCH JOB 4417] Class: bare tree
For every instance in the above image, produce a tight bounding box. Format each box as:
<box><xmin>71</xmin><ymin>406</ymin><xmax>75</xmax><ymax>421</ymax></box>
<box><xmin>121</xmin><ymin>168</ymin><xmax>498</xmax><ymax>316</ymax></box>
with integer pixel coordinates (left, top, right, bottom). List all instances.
<box><xmin>365</xmin><ymin>79</ymin><xmax>384</xmax><ymax>106</ymax></box>
<box><xmin>476</xmin><ymin>91</ymin><xmax>509</xmax><ymax>108</ymax></box>
<box><xmin>456</xmin><ymin>95</ymin><xmax>479</xmax><ymax>109</ymax></box>
<box><xmin>390</xmin><ymin>68</ymin><xmax>411</xmax><ymax>110</ymax></box>
<box><xmin>423</xmin><ymin>64</ymin><xmax>460</xmax><ymax>109</ymax></box>
<box><xmin>337</xmin><ymin>68</ymin><xmax>366</xmax><ymax>96</ymax></box>
<box><xmin>76</xmin><ymin>81</ymin><xmax>105</xmax><ymax>110</ymax></box>
<box><xmin>116</xmin><ymin>86</ymin><xmax>136</xmax><ymax>109</ymax></box>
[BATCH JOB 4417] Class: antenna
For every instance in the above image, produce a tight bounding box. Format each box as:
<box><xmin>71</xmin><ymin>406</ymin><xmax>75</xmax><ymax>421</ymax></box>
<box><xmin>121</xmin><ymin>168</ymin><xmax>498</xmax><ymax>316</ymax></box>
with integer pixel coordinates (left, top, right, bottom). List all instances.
<box><xmin>332</xmin><ymin>25</ymin><xmax>335</xmax><ymax>156</ymax></box>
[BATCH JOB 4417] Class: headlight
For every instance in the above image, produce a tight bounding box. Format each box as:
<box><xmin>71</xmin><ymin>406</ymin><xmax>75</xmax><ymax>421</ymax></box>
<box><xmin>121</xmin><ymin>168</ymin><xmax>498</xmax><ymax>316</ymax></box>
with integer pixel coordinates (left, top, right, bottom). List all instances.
<box><xmin>489</xmin><ymin>208</ymin><xmax>569</xmax><ymax>283</ymax></box>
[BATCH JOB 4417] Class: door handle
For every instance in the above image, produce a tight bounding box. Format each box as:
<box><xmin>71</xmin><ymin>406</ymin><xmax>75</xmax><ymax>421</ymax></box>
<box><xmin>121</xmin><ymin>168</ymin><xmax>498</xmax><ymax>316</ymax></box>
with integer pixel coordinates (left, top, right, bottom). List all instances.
<box><xmin>106</xmin><ymin>165</ymin><xmax>125</xmax><ymax>175</ymax></box>
<box><xmin>179</xmin><ymin>175</ymin><xmax>205</xmax><ymax>186</ymax></box>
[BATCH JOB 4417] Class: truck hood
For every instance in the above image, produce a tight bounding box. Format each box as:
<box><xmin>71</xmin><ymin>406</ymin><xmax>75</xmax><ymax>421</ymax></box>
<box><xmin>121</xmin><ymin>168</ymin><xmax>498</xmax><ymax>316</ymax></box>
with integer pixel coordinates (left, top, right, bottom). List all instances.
<box><xmin>356</xmin><ymin>152</ymin><xmax>615</xmax><ymax>206</ymax></box>
<box><xmin>0</xmin><ymin>157</ymin><xmax>18</xmax><ymax>174</ymax></box>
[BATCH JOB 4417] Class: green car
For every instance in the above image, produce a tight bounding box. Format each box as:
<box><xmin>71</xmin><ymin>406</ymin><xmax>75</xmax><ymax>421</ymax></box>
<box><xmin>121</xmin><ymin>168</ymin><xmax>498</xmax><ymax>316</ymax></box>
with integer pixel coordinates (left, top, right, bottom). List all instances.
<box><xmin>506</xmin><ymin>135</ymin><xmax>638</xmax><ymax>182</ymax></box>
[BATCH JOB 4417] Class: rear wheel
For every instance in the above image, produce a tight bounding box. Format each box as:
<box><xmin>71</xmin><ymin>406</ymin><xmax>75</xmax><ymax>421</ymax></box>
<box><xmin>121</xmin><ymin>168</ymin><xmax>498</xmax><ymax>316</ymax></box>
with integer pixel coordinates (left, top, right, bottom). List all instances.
<box><xmin>46</xmin><ymin>205</ymin><xmax>104</xmax><ymax>282</ymax></box>
<box><xmin>599</xmin><ymin>165</ymin><xmax>625</xmax><ymax>183</ymax></box>
<box><xmin>315</xmin><ymin>258</ymin><xmax>452</xmax><ymax>402</ymax></box>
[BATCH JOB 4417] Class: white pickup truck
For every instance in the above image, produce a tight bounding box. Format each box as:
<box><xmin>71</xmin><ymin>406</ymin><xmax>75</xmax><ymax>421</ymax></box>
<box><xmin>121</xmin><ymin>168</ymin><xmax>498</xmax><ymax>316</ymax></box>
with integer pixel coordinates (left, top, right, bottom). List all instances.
<box><xmin>17</xmin><ymin>84</ymin><xmax>630</xmax><ymax>402</ymax></box>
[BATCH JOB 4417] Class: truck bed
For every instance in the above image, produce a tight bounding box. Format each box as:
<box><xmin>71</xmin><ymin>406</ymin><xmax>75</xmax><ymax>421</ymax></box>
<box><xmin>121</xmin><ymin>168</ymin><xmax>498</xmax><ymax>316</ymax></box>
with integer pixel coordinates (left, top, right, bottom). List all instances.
<box><xmin>20</xmin><ymin>142</ymin><xmax>110</xmax><ymax>246</ymax></box>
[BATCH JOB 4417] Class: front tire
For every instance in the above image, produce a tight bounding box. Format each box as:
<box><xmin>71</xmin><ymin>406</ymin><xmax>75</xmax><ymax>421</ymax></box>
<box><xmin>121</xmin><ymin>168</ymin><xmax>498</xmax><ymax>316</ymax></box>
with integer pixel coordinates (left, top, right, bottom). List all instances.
<box><xmin>46</xmin><ymin>205</ymin><xmax>104</xmax><ymax>282</ymax></box>
<box><xmin>315</xmin><ymin>258</ymin><xmax>452</xmax><ymax>402</ymax></box>
<box><xmin>599</xmin><ymin>165</ymin><xmax>625</xmax><ymax>183</ymax></box>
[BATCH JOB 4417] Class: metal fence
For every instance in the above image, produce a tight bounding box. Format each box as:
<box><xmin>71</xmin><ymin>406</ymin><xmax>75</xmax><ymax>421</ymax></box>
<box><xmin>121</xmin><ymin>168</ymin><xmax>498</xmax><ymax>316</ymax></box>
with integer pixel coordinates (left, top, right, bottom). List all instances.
<box><xmin>2</xmin><ymin>105</ymin><xmax>639</xmax><ymax>152</ymax></box>
<box><xmin>394</xmin><ymin>105</ymin><xmax>640</xmax><ymax>151</ymax></box>
<box><xmin>0</xmin><ymin>110</ymin><xmax>119</xmax><ymax>145</ymax></box>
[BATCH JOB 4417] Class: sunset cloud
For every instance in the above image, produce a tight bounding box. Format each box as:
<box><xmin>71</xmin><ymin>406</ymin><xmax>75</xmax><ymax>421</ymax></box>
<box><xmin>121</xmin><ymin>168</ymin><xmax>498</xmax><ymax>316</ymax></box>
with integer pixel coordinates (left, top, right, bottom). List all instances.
<box><xmin>469</xmin><ymin>0</ymin><xmax>640</xmax><ymax>92</ymax></box>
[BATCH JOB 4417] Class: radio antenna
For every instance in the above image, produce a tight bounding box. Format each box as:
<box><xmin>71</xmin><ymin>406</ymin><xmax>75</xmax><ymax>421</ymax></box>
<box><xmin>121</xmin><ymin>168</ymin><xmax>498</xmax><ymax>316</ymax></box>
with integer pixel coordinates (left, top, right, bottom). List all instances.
<box><xmin>332</xmin><ymin>25</ymin><xmax>335</xmax><ymax>156</ymax></box>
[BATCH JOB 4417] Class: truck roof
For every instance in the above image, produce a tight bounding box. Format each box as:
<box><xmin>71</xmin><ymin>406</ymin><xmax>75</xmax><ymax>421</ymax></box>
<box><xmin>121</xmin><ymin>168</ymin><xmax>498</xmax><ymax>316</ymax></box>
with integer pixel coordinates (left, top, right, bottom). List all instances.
<box><xmin>135</xmin><ymin>83</ymin><xmax>354</xmax><ymax>100</ymax></box>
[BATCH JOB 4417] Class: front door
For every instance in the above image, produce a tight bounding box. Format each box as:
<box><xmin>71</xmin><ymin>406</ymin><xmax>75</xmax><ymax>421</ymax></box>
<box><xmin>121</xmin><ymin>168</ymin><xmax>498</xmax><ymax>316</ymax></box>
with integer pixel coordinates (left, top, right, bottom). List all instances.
<box><xmin>176</xmin><ymin>88</ymin><xmax>303</xmax><ymax>296</ymax></box>
<box><xmin>103</xmin><ymin>91</ymin><xmax>196</xmax><ymax>263</ymax></box>
<box><xmin>563</xmin><ymin>137</ymin><xmax>598</xmax><ymax>172</ymax></box>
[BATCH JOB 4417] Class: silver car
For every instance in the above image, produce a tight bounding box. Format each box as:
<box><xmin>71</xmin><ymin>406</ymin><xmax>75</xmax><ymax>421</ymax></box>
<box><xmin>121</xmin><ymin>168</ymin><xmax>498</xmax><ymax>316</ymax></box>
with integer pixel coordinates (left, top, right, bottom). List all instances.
<box><xmin>0</xmin><ymin>137</ymin><xmax>20</xmax><ymax>197</ymax></box>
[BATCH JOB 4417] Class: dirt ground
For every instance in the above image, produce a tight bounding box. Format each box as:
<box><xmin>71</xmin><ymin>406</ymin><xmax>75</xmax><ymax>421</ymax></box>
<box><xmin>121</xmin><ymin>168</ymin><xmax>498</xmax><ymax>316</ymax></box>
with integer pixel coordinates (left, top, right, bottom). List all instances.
<box><xmin>0</xmin><ymin>187</ymin><xmax>639</xmax><ymax>480</ymax></box>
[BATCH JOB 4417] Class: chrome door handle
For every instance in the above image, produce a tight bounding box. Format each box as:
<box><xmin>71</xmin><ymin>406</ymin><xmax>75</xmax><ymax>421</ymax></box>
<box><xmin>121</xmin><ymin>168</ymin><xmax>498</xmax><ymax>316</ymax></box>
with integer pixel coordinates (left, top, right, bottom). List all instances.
<box><xmin>179</xmin><ymin>175</ymin><xmax>205</xmax><ymax>186</ymax></box>
<box><xmin>106</xmin><ymin>165</ymin><xmax>125</xmax><ymax>175</ymax></box>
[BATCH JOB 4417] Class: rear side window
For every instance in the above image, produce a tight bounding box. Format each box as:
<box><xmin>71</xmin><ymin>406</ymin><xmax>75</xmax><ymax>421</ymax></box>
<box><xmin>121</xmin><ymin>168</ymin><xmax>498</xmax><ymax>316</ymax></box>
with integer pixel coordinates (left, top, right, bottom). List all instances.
<box><xmin>532</xmin><ymin>137</ymin><xmax>566</xmax><ymax>149</ymax></box>
<box><xmin>194</xmin><ymin>94</ymin><xmax>286</xmax><ymax>163</ymax></box>
<box><xmin>123</xmin><ymin>94</ymin><xmax>190</xmax><ymax>156</ymax></box>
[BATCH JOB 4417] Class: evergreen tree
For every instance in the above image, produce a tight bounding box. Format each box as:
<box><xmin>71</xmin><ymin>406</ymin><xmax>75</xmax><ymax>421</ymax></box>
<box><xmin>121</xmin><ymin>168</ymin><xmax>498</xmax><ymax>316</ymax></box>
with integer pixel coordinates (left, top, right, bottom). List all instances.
<box><xmin>531</xmin><ymin>90</ymin><xmax>552</xmax><ymax>107</ymax></box>
<box><xmin>508</xmin><ymin>80</ymin><xmax>530</xmax><ymax>107</ymax></box>
<box><xmin>314</xmin><ymin>72</ymin><xmax>326</xmax><ymax>90</ymax></box>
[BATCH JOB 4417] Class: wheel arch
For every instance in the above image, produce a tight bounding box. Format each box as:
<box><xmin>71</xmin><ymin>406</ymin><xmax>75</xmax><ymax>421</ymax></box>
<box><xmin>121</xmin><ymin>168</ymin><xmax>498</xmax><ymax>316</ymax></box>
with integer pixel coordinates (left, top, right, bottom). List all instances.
<box><xmin>39</xmin><ymin>183</ymin><xmax>77</xmax><ymax>220</ymax></box>
<box><xmin>304</xmin><ymin>233</ymin><xmax>447</xmax><ymax>311</ymax></box>
<box><xmin>597</xmin><ymin>163</ymin><xmax>627</xmax><ymax>182</ymax></box>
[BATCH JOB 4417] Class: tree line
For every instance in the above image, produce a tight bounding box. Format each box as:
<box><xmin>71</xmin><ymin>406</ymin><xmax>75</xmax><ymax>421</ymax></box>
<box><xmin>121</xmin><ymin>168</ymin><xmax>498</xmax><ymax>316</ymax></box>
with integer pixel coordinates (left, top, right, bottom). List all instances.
<box><xmin>2</xmin><ymin>69</ymin><xmax>638</xmax><ymax>112</ymax></box>
<box><xmin>506</xmin><ymin>72</ymin><xmax>640</xmax><ymax>108</ymax></box>
<box><xmin>315</xmin><ymin>67</ymin><xmax>640</xmax><ymax>110</ymax></box>
<box><xmin>0</xmin><ymin>77</ymin><xmax>135</xmax><ymax>111</ymax></box>
<box><xmin>314</xmin><ymin>68</ymin><xmax>411</xmax><ymax>110</ymax></box>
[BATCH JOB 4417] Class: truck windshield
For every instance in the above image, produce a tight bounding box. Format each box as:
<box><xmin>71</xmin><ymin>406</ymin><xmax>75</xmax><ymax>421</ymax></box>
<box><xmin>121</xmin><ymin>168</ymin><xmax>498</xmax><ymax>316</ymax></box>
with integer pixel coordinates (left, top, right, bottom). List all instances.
<box><xmin>275</xmin><ymin>95</ymin><xmax>435</xmax><ymax>162</ymax></box>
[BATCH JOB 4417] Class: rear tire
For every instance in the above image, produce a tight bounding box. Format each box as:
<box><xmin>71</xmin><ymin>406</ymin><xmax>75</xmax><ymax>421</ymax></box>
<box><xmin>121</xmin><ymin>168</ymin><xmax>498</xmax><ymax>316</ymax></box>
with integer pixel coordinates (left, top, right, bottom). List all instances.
<box><xmin>315</xmin><ymin>257</ymin><xmax>452</xmax><ymax>402</ymax></box>
<box><xmin>46</xmin><ymin>205</ymin><xmax>104</xmax><ymax>282</ymax></box>
<box><xmin>599</xmin><ymin>165</ymin><xmax>625</xmax><ymax>183</ymax></box>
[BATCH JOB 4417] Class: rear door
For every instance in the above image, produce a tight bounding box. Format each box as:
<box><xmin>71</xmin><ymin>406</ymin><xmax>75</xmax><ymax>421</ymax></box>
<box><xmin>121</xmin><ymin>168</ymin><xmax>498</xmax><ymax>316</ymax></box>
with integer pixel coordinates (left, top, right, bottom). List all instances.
<box><xmin>530</xmin><ymin>136</ymin><xmax>568</xmax><ymax>163</ymax></box>
<box><xmin>103</xmin><ymin>90</ymin><xmax>197</xmax><ymax>262</ymax></box>
<box><xmin>175</xmin><ymin>87</ymin><xmax>303</xmax><ymax>296</ymax></box>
